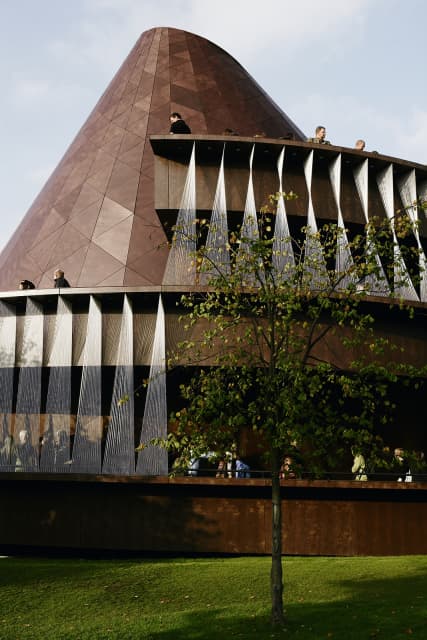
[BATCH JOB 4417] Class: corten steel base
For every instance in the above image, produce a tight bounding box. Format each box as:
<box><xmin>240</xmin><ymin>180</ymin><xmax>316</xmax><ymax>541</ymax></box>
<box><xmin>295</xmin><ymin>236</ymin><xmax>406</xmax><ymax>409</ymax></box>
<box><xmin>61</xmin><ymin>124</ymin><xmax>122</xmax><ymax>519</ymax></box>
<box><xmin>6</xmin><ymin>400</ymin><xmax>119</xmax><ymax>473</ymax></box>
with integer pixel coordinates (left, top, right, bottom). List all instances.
<box><xmin>1</xmin><ymin>475</ymin><xmax>427</xmax><ymax>556</ymax></box>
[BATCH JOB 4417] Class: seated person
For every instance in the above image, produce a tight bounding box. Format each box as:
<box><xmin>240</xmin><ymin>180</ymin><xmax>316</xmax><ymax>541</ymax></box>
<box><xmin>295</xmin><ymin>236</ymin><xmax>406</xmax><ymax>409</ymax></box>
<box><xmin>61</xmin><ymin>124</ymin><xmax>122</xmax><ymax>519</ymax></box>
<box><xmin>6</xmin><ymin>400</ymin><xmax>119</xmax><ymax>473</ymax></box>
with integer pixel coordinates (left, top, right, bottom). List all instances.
<box><xmin>306</xmin><ymin>125</ymin><xmax>331</xmax><ymax>145</ymax></box>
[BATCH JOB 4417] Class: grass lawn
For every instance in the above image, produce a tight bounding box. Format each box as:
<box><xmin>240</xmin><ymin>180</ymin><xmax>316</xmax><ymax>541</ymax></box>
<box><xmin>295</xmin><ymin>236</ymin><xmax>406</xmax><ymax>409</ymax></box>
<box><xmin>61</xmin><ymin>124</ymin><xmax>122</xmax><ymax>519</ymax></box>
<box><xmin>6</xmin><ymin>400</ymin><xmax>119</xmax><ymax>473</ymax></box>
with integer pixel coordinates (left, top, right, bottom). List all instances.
<box><xmin>0</xmin><ymin>555</ymin><xmax>426</xmax><ymax>639</ymax></box>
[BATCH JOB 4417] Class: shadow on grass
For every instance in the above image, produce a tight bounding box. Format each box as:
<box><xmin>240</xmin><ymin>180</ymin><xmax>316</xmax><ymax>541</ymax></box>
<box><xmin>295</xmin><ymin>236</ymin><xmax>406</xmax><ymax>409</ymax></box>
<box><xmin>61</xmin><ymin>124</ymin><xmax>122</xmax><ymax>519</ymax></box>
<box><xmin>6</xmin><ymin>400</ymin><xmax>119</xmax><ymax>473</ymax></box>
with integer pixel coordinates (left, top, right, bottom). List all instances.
<box><xmin>0</xmin><ymin>556</ymin><xmax>198</xmax><ymax>588</ymax></box>
<box><xmin>142</xmin><ymin>571</ymin><xmax>427</xmax><ymax>640</ymax></box>
<box><xmin>0</xmin><ymin>559</ymin><xmax>426</xmax><ymax>639</ymax></box>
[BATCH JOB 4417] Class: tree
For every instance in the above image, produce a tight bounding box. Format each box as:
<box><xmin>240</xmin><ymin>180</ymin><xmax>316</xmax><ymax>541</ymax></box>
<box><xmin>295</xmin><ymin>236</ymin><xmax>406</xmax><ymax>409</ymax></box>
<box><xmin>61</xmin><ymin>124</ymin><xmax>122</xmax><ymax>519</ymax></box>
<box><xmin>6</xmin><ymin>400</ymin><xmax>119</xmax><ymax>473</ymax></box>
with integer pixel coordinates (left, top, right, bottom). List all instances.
<box><xmin>158</xmin><ymin>192</ymin><xmax>426</xmax><ymax>625</ymax></box>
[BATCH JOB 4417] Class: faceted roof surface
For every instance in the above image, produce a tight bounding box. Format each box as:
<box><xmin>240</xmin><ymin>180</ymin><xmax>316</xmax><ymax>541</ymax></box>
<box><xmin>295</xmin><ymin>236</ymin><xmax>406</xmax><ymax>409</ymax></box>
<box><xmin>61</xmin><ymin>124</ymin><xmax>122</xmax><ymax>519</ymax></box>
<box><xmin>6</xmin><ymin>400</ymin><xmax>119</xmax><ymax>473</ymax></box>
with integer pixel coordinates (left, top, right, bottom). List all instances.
<box><xmin>0</xmin><ymin>27</ymin><xmax>305</xmax><ymax>290</ymax></box>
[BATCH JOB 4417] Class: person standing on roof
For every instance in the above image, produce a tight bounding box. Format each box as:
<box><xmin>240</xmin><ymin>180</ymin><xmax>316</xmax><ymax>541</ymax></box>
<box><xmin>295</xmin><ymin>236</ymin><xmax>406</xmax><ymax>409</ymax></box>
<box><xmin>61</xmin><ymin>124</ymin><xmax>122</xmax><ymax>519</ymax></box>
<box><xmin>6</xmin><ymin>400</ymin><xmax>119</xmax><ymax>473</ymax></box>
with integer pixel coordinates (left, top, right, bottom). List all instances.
<box><xmin>306</xmin><ymin>125</ymin><xmax>331</xmax><ymax>145</ymax></box>
<box><xmin>53</xmin><ymin>269</ymin><xmax>70</xmax><ymax>288</ymax></box>
<box><xmin>169</xmin><ymin>112</ymin><xmax>191</xmax><ymax>134</ymax></box>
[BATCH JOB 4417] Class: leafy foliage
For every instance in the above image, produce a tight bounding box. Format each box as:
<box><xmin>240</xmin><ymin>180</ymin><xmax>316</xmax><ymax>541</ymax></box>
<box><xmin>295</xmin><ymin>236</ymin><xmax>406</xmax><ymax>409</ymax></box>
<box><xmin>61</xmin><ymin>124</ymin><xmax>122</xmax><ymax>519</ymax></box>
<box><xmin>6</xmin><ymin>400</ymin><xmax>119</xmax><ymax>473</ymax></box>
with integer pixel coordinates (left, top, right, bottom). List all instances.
<box><xmin>151</xmin><ymin>192</ymin><xmax>426</xmax><ymax>624</ymax></box>
<box><xmin>164</xmin><ymin>193</ymin><xmax>424</xmax><ymax>476</ymax></box>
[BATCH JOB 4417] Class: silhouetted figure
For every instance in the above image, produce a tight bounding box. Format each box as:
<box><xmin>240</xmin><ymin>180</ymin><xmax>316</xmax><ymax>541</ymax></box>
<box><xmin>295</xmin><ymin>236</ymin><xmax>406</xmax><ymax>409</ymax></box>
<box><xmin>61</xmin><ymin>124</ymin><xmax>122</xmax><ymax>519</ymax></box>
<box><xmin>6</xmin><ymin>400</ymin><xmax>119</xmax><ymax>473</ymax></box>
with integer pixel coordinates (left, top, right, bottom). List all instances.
<box><xmin>280</xmin><ymin>455</ymin><xmax>297</xmax><ymax>479</ymax></box>
<box><xmin>351</xmin><ymin>449</ymin><xmax>368</xmax><ymax>481</ymax></box>
<box><xmin>278</xmin><ymin>132</ymin><xmax>295</xmax><ymax>140</ymax></box>
<box><xmin>235</xmin><ymin>456</ymin><xmax>250</xmax><ymax>478</ymax></box>
<box><xmin>0</xmin><ymin>434</ymin><xmax>16</xmax><ymax>468</ymax></box>
<box><xmin>40</xmin><ymin>415</ymin><xmax>55</xmax><ymax>470</ymax></box>
<box><xmin>54</xmin><ymin>430</ymin><xmax>69</xmax><ymax>468</ymax></box>
<box><xmin>53</xmin><ymin>269</ymin><xmax>70</xmax><ymax>288</ymax></box>
<box><xmin>187</xmin><ymin>456</ymin><xmax>199</xmax><ymax>477</ymax></box>
<box><xmin>307</xmin><ymin>125</ymin><xmax>331</xmax><ymax>145</ymax></box>
<box><xmin>19</xmin><ymin>280</ymin><xmax>35</xmax><ymax>290</ymax></box>
<box><xmin>393</xmin><ymin>447</ymin><xmax>411</xmax><ymax>482</ymax></box>
<box><xmin>169</xmin><ymin>112</ymin><xmax>191</xmax><ymax>134</ymax></box>
<box><xmin>412</xmin><ymin>451</ymin><xmax>426</xmax><ymax>482</ymax></box>
<box><xmin>216</xmin><ymin>450</ymin><xmax>234</xmax><ymax>478</ymax></box>
<box><xmin>15</xmin><ymin>427</ymin><xmax>37</xmax><ymax>472</ymax></box>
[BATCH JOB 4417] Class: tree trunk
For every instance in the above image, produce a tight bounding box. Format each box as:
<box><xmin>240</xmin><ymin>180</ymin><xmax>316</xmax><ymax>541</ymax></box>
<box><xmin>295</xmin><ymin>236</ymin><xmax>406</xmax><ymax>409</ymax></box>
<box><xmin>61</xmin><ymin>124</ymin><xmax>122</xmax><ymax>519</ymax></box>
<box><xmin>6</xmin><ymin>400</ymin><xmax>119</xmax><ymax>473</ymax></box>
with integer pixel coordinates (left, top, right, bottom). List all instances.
<box><xmin>270</xmin><ymin>446</ymin><xmax>284</xmax><ymax>625</ymax></box>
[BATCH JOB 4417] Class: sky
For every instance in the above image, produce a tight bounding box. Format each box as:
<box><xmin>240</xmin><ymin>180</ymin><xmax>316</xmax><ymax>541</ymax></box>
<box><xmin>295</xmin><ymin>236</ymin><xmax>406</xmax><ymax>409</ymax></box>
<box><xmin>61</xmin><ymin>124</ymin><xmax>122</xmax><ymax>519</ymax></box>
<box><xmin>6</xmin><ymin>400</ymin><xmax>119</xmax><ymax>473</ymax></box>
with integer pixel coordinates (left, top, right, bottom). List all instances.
<box><xmin>1</xmin><ymin>0</ymin><xmax>426</xmax><ymax>252</ymax></box>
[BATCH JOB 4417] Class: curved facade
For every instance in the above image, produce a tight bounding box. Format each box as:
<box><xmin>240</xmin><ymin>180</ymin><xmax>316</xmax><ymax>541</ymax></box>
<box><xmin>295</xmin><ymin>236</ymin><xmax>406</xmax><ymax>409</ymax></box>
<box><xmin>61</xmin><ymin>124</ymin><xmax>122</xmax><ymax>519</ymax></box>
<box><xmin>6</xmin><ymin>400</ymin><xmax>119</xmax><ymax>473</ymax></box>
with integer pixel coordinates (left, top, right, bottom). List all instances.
<box><xmin>0</xmin><ymin>28</ymin><xmax>426</xmax><ymax>482</ymax></box>
<box><xmin>152</xmin><ymin>135</ymin><xmax>427</xmax><ymax>300</ymax></box>
<box><xmin>0</xmin><ymin>27</ymin><xmax>304</xmax><ymax>292</ymax></box>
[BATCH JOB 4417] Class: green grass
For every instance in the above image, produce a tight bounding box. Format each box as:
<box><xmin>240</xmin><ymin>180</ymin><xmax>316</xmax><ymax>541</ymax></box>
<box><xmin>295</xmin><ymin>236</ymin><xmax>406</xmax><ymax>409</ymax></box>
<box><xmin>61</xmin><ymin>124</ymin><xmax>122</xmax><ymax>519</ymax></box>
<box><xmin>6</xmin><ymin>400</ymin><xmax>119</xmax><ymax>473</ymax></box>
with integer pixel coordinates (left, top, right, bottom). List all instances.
<box><xmin>0</xmin><ymin>555</ymin><xmax>426</xmax><ymax>639</ymax></box>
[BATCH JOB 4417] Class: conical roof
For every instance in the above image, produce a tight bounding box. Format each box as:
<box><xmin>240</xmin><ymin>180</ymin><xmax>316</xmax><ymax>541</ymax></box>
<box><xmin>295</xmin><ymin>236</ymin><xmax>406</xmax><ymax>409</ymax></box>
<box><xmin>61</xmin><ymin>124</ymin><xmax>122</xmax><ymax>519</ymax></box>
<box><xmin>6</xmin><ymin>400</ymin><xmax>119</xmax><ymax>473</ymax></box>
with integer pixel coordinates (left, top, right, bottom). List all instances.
<box><xmin>0</xmin><ymin>27</ymin><xmax>305</xmax><ymax>290</ymax></box>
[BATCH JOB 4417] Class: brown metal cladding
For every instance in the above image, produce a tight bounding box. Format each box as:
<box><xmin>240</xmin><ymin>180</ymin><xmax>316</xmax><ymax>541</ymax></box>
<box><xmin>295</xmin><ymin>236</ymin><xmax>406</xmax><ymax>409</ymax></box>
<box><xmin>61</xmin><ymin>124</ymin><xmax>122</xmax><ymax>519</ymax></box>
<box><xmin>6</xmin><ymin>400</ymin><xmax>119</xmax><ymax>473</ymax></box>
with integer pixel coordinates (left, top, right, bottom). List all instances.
<box><xmin>0</xmin><ymin>28</ymin><xmax>304</xmax><ymax>292</ymax></box>
<box><xmin>1</xmin><ymin>476</ymin><xmax>427</xmax><ymax>556</ymax></box>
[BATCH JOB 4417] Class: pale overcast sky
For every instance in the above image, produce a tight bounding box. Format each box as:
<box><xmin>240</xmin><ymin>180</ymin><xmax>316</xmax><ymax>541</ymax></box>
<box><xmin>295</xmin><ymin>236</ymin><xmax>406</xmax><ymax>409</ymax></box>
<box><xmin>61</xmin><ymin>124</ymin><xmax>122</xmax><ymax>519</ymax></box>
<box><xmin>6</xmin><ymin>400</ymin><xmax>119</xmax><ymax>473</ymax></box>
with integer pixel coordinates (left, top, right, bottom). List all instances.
<box><xmin>1</xmin><ymin>0</ymin><xmax>426</xmax><ymax>251</ymax></box>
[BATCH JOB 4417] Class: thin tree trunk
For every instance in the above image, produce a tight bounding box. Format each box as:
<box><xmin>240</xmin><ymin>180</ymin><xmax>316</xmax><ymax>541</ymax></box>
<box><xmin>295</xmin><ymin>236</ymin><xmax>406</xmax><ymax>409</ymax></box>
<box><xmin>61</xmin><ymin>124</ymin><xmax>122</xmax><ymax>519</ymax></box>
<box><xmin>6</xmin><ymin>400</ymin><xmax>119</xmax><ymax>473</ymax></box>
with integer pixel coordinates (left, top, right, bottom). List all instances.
<box><xmin>270</xmin><ymin>446</ymin><xmax>284</xmax><ymax>625</ymax></box>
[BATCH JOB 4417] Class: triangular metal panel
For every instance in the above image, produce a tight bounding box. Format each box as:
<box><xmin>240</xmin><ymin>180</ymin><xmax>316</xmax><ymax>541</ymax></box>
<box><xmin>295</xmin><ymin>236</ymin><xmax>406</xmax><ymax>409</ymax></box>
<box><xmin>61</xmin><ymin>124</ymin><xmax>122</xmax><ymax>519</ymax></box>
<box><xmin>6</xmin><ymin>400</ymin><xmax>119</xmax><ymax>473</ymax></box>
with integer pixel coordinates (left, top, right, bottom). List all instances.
<box><xmin>397</xmin><ymin>170</ymin><xmax>427</xmax><ymax>302</ymax></box>
<box><xmin>102</xmin><ymin>295</ymin><xmax>135</xmax><ymax>475</ymax></box>
<box><xmin>353</xmin><ymin>159</ymin><xmax>389</xmax><ymax>297</ymax></box>
<box><xmin>163</xmin><ymin>144</ymin><xmax>197</xmax><ymax>285</ymax></box>
<box><xmin>303</xmin><ymin>151</ymin><xmax>329</xmax><ymax>290</ymax></box>
<box><xmin>72</xmin><ymin>296</ymin><xmax>103</xmax><ymax>474</ymax></box>
<box><xmin>235</xmin><ymin>145</ymin><xmax>264</xmax><ymax>286</ymax></box>
<box><xmin>329</xmin><ymin>154</ymin><xmax>356</xmax><ymax>290</ymax></box>
<box><xmin>199</xmin><ymin>147</ymin><xmax>231</xmax><ymax>285</ymax></box>
<box><xmin>377</xmin><ymin>165</ymin><xmax>418</xmax><ymax>301</ymax></box>
<box><xmin>136</xmin><ymin>295</ymin><xmax>168</xmax><ymax>476</ymax></box>
<box><xmin>272</xmin><ymin>147</ymin><xmax>295</xmax><ymax>281</ymax></box>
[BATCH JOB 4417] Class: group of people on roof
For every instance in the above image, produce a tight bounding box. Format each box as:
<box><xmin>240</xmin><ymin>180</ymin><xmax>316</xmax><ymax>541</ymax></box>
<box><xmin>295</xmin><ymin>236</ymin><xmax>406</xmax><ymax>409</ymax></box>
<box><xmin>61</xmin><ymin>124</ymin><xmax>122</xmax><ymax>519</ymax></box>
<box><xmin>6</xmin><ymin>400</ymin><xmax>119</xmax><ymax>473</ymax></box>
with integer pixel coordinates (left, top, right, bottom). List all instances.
<box><xmin>169</xmin><ymin>114</ymin><xmax>368</xmax><ymax>152</ymax></box>
<box><xmin>307</xmin><ymin>124</ymin><xmax>366</xmax><ymax>151</ymax></box>
<box><xmin>19</xmin><ymin>269</ymin><xmax>70</xmax><ymax>291</ymax></box>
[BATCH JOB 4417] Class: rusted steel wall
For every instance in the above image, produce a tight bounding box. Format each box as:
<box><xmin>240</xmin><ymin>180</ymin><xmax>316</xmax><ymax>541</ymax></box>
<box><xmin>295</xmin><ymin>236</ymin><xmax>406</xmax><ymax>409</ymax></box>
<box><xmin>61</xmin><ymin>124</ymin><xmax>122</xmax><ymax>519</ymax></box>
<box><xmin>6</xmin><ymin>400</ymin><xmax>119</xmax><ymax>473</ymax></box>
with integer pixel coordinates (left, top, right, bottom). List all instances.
<box><xmin>0</xmin><ymin>476</ymin><xmax>426</xmax><ymax>556</ymax></box>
